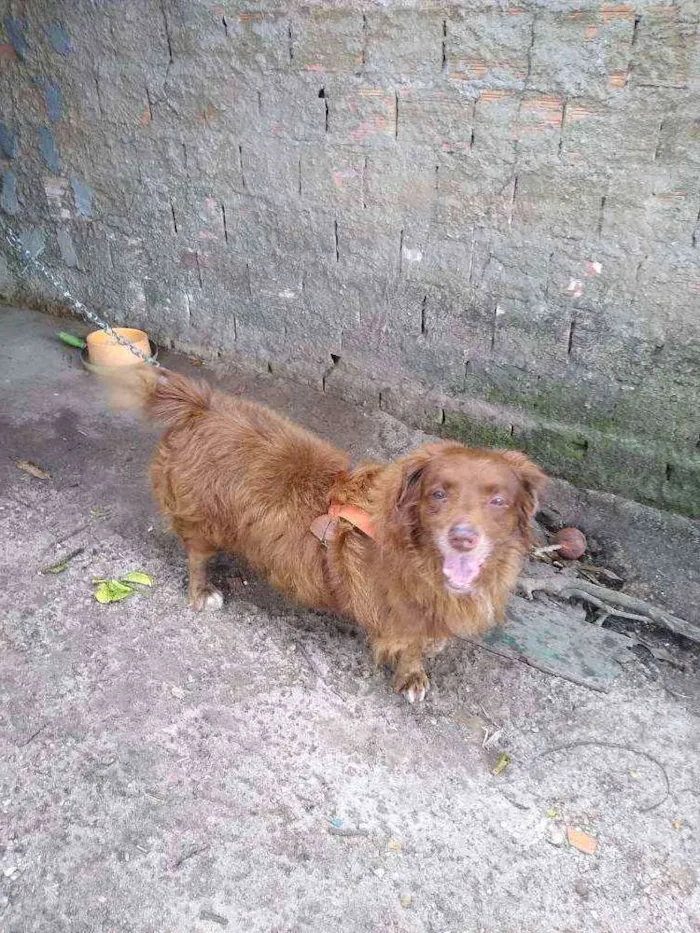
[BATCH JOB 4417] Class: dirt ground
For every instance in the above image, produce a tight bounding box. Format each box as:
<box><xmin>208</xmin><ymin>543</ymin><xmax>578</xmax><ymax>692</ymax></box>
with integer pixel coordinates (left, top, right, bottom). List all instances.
<box><xmin>1</xmin><ymin>307</ymin><xmax>699</xmax><ymax>933</ymax></box>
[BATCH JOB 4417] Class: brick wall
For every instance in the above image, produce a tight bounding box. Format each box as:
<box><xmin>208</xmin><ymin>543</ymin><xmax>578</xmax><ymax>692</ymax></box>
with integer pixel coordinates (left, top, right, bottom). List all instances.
<box><xmin>1</xmin><ymin>1</ymin><xmax>699</xmax><ymax>515</ymax></box>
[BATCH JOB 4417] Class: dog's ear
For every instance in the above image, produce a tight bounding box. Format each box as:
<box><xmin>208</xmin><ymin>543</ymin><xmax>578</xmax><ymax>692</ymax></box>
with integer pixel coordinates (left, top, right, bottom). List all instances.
<box><xmin>500</xmin><ymin>450</ymin><xmax>547</xmax><ymax>536</ymax></box>
<box><xmin>388</xmin><ymin>444</ymin><xmax>446</xmax><ymax>541</ymax></box>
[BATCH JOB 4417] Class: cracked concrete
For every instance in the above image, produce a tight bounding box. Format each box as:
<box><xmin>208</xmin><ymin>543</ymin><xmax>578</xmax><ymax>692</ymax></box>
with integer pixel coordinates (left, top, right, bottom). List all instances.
<box><xmin>1</xmin><ymin>307</ymin><xmax>699</xmax><ymax>933</ymax></box>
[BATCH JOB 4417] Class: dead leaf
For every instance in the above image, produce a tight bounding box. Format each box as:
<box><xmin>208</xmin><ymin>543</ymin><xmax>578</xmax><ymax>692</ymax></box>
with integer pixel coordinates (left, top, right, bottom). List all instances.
<box><xmin>40</xmin><ymin>547</ymin><xmax>84</xmax><ymax>575</ymax></box>
<box><xmin>43</xmin><ymin>561</ymin><xmax>69</xmax><ymax>574</ymax></box>
<box><xmin>567</xmin><ymin>827</ymin><xmax>598</xmax><ymax>855</ymax></box>
<box><xmin>387</xmin><ymin>837</ymin><xmax>403</xmax><ymax>853</ymax></box>
<box><xmin>16</xmin><ymin>459</ymin><xmax>50</xmax><ymax>480</ymax></box>
<box><xmin>672</xmin><ymin>819</ymin><xmax>685</xmax><ymax>831</ymax></box>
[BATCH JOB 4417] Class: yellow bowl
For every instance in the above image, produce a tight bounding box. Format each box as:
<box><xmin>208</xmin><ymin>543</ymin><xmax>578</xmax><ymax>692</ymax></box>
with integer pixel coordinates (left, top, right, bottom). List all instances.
<box><xmin>86</xmin><ymin>328</ymin><xmax>151</xmax><ymax>367</ymax></box>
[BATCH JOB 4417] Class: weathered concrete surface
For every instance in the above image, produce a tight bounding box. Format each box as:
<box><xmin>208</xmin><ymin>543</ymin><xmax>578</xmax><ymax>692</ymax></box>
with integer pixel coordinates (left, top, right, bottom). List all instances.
<box><xmin>1</xmin><ymin>1</ymin><xmax>699</xmax><ymax>515</ymax></box>
<box><xmin>1</xmin><ymin>307</ymin><xmax>700</xmax><ymax>933</ymax></box>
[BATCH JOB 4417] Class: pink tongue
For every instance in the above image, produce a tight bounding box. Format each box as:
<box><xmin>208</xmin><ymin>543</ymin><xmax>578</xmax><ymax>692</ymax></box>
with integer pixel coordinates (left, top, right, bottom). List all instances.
<box><xmin>443</xmin><ymin>554</ymin><xmax>482</xmax><ymax>590</ymax></box>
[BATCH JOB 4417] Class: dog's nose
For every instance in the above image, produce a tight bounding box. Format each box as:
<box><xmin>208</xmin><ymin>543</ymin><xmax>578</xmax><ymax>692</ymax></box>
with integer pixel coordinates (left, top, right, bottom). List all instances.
<box><xmin>448</xmin><ymin>523</ymin><xmax>480</xmax><ymax>552</ymax></box>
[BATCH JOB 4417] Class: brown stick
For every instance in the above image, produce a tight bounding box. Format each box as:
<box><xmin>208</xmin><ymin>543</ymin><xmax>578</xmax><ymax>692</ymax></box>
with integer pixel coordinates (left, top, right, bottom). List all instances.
<box><xmin>518</xmin><ymin>575</ymin><xmax>700</xmax><ymax>645</ymax></box>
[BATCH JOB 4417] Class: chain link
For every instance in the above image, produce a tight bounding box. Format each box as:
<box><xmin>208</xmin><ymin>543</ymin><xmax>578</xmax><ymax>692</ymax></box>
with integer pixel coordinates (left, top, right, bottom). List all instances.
<box><xmin>0</xmin><ymin>214</ymin><xmax>159</xmax><ymax>366</ymax></box>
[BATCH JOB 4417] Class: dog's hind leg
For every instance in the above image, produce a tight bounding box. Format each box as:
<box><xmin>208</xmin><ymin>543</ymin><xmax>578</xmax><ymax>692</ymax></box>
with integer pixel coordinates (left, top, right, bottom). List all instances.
<box><xmin>185</xmin><ymin>539</ymin><xmax>223</xmax><ymax>611</ymax></box>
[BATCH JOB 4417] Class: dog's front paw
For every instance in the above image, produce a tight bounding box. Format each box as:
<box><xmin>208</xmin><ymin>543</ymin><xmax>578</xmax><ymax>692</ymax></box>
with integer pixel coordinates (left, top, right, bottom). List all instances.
<box><xmin>189</xmin><ymin>586</ymin><xmax>224</xmax><ymax>612</ymax></box>
<box><xmin>394</xmin><ymin>669</ymin><xmax>430</xmax><ymax>704</ymax></box>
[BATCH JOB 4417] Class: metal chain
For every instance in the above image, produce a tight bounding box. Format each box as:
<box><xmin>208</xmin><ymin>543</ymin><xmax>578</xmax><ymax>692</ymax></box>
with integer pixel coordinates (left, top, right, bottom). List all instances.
<box><xmin>0</xmin><ymin>214</ymin><xmax>159</xmax><ymax>366</ymax></box>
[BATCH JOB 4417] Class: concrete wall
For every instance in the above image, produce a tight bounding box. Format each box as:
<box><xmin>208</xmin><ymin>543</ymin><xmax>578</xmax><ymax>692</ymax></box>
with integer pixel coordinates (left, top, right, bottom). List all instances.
<box><xmin>1</xmin><ymin>1</ymin><xmax>699</xmax><ymax>515</ymax></box>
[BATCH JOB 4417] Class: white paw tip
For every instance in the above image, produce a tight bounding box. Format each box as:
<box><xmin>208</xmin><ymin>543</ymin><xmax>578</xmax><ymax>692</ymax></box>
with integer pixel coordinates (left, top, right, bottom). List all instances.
<box><xmin>402</xmin><ymin>682</ymin><xmax>428</xmax><ymax>704</ymax></box>
<box><xmin>204</xmin><ymin>590</ymin><xmax>224</xmax><ymax>610</ymax></box>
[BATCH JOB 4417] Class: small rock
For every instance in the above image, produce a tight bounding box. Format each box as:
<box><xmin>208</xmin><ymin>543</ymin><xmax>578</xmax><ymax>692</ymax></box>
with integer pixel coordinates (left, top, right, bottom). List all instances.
<box><xmin>399</xmin><ymin>893</ymin><xmax>413</xmax><ymax>908</ymax></box>
<box><xmin>547</xmin><ymin>825</ymin><xmax>567</xmax><ymax>848</ymax></box>
<box><xmin>575</xmin><ymin>880</ymin><xmax>590</xmax><ymax>899</ymax></box>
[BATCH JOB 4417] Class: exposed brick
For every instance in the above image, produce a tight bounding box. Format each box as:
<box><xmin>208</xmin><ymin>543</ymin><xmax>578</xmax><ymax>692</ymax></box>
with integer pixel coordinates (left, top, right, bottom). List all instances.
<box><xmin>530</xmin><ymin>9</ymin><xmax>636</xmax><ymax>97</ymax></box>
<box><xmin>445</xmin><ymin>8</ymin><xmax>533</xmax><ymax>86</ymax></box>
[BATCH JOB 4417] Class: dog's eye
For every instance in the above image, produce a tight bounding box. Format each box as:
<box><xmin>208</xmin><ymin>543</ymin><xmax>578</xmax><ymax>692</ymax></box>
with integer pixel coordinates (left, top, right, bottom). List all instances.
<box><xmin>489</xmin><ymin>495</ymin><xmax>507</xmax><ymax>508</ymax></box>
<box><xmin>432</xmin><ymin>489</ymin><xmax>447</xmax><ymax>501</ymax></box>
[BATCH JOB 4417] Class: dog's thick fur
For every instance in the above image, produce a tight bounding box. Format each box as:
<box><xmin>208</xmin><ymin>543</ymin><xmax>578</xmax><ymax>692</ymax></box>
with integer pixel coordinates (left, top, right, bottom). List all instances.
<box><xmin>108</xmin><ymin>366</ymin><xmax>546</xmax><ymax>701</ymax></box>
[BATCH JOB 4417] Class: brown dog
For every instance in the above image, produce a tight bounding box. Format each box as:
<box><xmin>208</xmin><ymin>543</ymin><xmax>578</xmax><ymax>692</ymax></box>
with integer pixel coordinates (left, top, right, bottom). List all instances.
<box><xmin>111</xmin><ymin>366</ymin><xmax>546</xmax><ymax>702</ymax></box>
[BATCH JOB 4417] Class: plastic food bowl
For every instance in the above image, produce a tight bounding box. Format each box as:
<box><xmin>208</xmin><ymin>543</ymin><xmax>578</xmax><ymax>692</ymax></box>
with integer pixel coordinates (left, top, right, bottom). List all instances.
<box><xmin>86</xmin><ymin>327</ymin><xmax>152</xmax><ymax>367</ymax></box>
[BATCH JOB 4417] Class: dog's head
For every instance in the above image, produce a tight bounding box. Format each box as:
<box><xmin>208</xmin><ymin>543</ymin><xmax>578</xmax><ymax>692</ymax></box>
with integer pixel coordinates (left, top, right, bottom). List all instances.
<box><xmin>388</xmin><ymin>443</ymin><xmax>546</xmax><ymax>596</ymax></box>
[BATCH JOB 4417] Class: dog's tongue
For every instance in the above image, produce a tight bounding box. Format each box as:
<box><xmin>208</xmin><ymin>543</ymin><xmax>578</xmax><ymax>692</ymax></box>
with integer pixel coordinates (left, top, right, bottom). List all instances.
<box><xmin>443</xmin><ymin>553</ymin><xmax>483</xmax><ymax>591</ymax></box>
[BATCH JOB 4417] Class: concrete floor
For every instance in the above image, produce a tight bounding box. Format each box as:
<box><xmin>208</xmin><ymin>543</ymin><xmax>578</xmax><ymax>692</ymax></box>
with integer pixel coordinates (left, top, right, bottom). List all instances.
<box><xmin>1</xmin><ymin>306</ymin><xmax>699</xmax><ymax>933</ymax></box>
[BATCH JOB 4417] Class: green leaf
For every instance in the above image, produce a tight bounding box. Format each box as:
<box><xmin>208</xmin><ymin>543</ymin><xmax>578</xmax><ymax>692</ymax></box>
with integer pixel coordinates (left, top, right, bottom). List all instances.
<box><xmin>120</xmin><ymin>571</ymin><xmax>154</xmax><ymax>587</ymax></box>
<box><xmin>57</xmin><ymin>331</ymin><xmax>87</xmax><ymax>350</ymax></box>
<box><xmin>94</xmin><ymin>580</ymin><xmax>134</xmax><ymax>604</ymax></box>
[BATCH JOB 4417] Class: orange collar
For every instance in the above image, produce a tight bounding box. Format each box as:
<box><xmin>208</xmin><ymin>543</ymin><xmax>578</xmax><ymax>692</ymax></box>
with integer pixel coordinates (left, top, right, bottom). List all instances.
<box><xmin>310</xmin><ymin>502</ymin><xmax>375</xmax><ymax>546</ymax></box>
<box><xmin>329</xmin><ymin>503</ymin><xmax>375</xmax><ymax>538</ymax></box>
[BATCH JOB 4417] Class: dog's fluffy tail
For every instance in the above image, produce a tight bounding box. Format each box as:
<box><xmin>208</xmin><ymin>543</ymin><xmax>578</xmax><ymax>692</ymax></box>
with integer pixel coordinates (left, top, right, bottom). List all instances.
<box><xmin>94</xmin><ymin>363</ymin><xmax>212</xmax><ymax>427</ymax></box>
